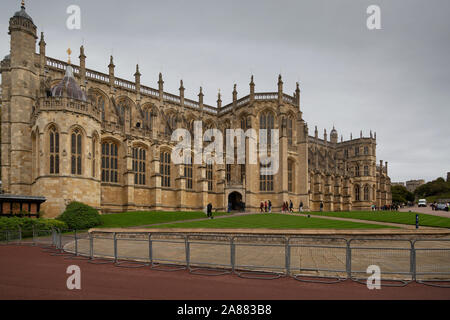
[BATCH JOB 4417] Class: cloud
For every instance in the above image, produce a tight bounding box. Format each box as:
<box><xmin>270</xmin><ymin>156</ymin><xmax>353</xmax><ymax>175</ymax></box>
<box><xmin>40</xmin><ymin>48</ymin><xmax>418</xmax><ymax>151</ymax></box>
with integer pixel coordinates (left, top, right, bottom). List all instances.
<box><xmin>1</xmin><ymin>0</ymin><xmax>448</xmax><ymax>182</ymax></box>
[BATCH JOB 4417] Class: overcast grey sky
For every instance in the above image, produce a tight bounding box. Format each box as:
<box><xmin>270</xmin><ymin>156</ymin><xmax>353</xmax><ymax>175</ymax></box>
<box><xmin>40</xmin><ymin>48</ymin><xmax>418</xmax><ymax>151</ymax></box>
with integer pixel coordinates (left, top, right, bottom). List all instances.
<box><xmin>1</xmin><ymin>0</ymin><xmax>449</xmax><ymax>182</ymax></box>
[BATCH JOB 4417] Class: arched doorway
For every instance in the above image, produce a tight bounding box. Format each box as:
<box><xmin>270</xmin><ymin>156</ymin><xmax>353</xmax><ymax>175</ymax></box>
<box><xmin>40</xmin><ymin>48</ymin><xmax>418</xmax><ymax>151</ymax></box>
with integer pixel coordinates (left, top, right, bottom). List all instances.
<box><xmin>228</xmin><ymin>191</ymin><xmax>243</xmax><ymax>211</ymax></box>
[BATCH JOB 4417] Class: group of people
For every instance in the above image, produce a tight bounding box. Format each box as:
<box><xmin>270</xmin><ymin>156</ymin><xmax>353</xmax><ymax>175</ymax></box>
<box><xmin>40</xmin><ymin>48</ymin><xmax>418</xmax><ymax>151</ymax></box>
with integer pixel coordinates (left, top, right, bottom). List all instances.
<box><xmin>259</xmin><ymin>200</ymin><xmax>305</xmax><ymax>213</ymax></box>
<box><xmin>281</xmin><ymin>201</ymin><xmax>294</xmax><ymax>213</ymax></box>
<box><xmin>431</xmin><ymin>202</ymin><xmax>450</xmax><ymax>211</ymax></box>
<box><xmin>259</xmin><ymin>200</ymin><xmax>272</xmax><ymax>213</ymax></box>
<box><xmin>370</xmin><ymin>204</ymin><xmax>399</xmax><ymax>211</ymax></box>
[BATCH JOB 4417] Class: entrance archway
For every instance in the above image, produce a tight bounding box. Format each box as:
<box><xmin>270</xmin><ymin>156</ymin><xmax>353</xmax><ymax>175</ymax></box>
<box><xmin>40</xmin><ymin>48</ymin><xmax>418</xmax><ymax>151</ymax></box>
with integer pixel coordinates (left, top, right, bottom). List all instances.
<box><xmin>228</xmin><ymin>191</ymin><xmax>243</xmax><ymax>211</ymax></box>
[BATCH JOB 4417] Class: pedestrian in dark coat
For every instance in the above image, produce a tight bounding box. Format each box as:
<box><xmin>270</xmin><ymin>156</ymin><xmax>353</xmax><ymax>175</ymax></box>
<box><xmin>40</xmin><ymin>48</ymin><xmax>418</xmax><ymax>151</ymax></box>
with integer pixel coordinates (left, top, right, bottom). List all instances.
<box><xmin>207</xmin><ymin>203</ymin><xmax>213</xmax><ymax>219</ymax></box>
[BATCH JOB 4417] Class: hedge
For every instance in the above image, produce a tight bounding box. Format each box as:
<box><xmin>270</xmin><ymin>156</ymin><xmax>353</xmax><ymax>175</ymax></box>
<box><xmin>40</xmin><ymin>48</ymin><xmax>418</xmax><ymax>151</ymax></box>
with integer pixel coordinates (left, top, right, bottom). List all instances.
<box><xmin>57</xmin><ymin>201</ymin><xmax>102</xmax><ymax>230</ymax></box>
<box><xmin>0</xmin><ymin>217</ymin><xmax>67</xmax><ymax>233</ymax></box>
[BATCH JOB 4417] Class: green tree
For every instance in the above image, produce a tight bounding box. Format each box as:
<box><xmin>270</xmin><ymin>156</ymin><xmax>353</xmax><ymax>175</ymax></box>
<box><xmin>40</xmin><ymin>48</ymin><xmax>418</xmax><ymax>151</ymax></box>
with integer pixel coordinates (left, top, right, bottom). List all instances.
<box><xmin>392</xmin><ymin>185</ymin><xmax>414</xmax><ymax>204</ymax></box>
<box><xmin>415</xmin><ymin>177</ymin><xmax>450</xmax><ymax>198</ymax></box>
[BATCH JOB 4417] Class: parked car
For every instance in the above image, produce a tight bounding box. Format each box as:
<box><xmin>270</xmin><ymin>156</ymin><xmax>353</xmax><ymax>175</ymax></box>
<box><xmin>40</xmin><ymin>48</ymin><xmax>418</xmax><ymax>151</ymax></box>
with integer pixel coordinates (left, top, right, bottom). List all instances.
<box><xmin>435</xmin><ymin>203</ymin><xmax>447</xmax><ymax>211</ymax></box>
<box><xmin>418</xmin><ymin>199</ymin><xmax>427</xmax><ymax>207</ymax></box>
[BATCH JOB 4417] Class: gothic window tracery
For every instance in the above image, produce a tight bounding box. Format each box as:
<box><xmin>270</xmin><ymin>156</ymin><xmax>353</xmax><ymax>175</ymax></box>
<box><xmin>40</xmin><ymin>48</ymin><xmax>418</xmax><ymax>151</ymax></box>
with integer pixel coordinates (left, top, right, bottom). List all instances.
<box><xmin>287</xmin><ymin>117</ymin><xmax>293</xmax><ymax>146</ymax></box>
<box><xmin>259</xmin><ymin>111</ymin><xmax>275</xmax><ymax>147</ymax></box>
<box><xmin>102</xmin><ymin>142</ymin><xmax>118</xmax><ymax>183</ymax></box>
<box><xmin>364</xmin><ymin>185</ymin><xmax>370</xmax><ymax>201</ymax></box>
<box><xmin>132</xmin><ymin>147</ymin><xmax>146</xmax><ymax>185</ymax></box>
<box><xmin>288</xmin><ymin>160</ymin><xmax>294</xmax><ymax>192</ymax></box>
<box><xmin>49</xmin><ymin>126</ymin><xmax>59</xmax><ymax>174</ymax></box>
<box><xmin>206</xmin><ymin>161</ymin><xmax>213</xmax><ymax>191</ymax></box>
<box><xmin>71</xmin><ymin>129</ymin><xmax>82</xmax><ymax>175</ymax></box>
<box><xmin>355</xmin><ymin>185</ymin><xmax>360</xmax><ymax>201</ymax></box>
<box><xmin>160</xmin><ymin>151</ymin><xmax>171</xmax><ymax>187</ymax></box>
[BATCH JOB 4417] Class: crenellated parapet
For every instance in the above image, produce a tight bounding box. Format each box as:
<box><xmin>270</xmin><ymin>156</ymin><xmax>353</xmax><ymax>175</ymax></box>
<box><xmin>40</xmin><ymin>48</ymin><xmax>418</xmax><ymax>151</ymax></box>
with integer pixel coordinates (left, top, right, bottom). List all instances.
<box><xmin>32</xmin><ymin>97</ymin><xmax>102</xmax><ymax>123</ymax></box>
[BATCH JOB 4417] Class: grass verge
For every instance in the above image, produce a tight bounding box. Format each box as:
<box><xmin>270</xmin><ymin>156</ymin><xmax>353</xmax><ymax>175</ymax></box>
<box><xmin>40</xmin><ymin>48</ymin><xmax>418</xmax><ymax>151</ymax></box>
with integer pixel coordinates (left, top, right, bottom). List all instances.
<box><xmin>150</xmin><ymin>213</ymin><xmax>395</xmax><ymax>229</ymax></box>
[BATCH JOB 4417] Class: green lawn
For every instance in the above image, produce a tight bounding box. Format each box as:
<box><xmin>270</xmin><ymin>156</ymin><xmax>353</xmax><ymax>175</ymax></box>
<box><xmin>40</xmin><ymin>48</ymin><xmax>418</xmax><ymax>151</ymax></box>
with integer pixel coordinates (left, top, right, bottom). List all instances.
<box><xmin>150</xmin><ymin>214</ymin><xmax>394</xmax><ymax>230</ymax></box>
<box><xmin>306</xmin><ymin>211</ymin><xmax>450</xmax><ymax>228</ymax></box>
<box><xmin>426</xmin><ymin>192</ymin><xmax>450</xmax><ymax>203</ymax></box>
<box><xmin>99</xmin><ymin>211</ymin><xmax>227</xmax><ymax>228</ymax></box>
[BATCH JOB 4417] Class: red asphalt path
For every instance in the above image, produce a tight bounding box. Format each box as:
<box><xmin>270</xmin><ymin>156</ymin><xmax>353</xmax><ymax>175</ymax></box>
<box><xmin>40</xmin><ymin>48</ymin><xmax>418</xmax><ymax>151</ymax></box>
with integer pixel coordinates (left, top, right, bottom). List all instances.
<box><xmin>0</xmin><ymin>245</ymin><xmax>449</xmax><ymax>300</ymax></box>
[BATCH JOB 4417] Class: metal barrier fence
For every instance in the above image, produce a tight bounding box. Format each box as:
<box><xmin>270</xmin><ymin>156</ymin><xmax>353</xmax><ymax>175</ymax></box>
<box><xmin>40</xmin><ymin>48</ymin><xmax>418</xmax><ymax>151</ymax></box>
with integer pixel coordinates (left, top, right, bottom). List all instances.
<box><xmin>348</xmin><ymin>239</ymin><xmax>414</xmax><ymax>286</ymax></box>
<box><xmin>1</xmin><ymin>228</ymin><xmax>450</xmax><ymax>287</ymax></box>
<box><xmin>289</xmin><ymin>237</ymin><xmax>348</xmax><ymax>283</ymax></box>
<box><xmin>414</xmin><ymin>239</ymin><xmax>450</xmax><ymax>288</ymax></box>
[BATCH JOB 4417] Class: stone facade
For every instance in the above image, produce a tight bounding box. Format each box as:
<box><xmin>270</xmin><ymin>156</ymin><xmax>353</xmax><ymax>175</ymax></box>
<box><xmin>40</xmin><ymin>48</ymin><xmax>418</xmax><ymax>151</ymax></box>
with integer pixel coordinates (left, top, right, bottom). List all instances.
<box><xmin>0</xmin><ymin>5</ymin><xmax>392</xmax><ymax>217</ymax></box>
<box><xmin>405</xmin><ymin>180</ymin><xmax>425</xmax><ymax>193</ymax></box>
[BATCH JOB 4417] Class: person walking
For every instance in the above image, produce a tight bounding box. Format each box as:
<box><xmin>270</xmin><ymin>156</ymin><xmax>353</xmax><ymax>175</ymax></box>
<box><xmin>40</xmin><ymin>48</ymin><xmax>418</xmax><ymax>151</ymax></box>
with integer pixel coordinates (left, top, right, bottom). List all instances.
<box><xmin>260</xmin><ymin>202</ymin><xmax>264</xmax><ymax>213</ymax></box>
<box><xmin>320</xmin><ymin>201</ymin><xmax>324</xmax><ymax>212</ymax></box>
<box><xmin>268</xmin><ymin>200</ymin><xmax>272</xmax><ymax>213</ymax></box>
<box><xmin>289</xmin><ymin>200</ymin><xmax>293</xmax><ymax>213</ymax></box>
<box><xmin>264</xmin><ymin>201</ymin><xmax>268</xmax><ymax>213</ymax></box>
<box><xmin>299</xmin><ymin>201</ymin><xmax>303</xmax><ymax>212</ymax></box>
<box><xmin>207</xmin><ymin>202</ymin><xmax>213</xmax><ymax>219</ymax></box>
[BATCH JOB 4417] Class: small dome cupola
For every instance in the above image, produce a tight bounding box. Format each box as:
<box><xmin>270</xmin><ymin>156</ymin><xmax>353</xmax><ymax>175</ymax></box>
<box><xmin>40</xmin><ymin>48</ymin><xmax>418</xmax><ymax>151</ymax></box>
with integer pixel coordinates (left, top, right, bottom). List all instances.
<box><xmin>51</xmin><ymin>48</ymin><xmax>87</xmax><ymax>101</ymax></box>
<box><xmin>330</xmin><ymin>125</ymin><xmax>338</xmax><ymax>143</ymax></box>
<box><xmin>13</xmin><ymin>1</ymin><xmax>34</xmax><ymax>23</ymax></box>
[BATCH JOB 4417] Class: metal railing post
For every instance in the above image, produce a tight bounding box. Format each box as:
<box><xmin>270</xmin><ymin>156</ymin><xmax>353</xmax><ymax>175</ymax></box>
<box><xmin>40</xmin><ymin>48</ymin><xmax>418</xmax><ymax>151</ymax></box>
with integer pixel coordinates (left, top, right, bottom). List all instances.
<box><xmin>346</xmin><ymin>240</ymin><xmax>352</xmax><ymax>279</ymax></box>
<box><xmin>74</xmin><ymin>230</ymin><xmax>78</xmax><ymax>256</ymax></box>
<box><xmin>231</xmin><ymin>237</ymin><xmax>235</xmax><ymax>273</ymax></box>
<box><xmin>113</xmin><ymin>232</ymin><xmax>117</xmax><ymax>263</ymax></box>
<box><xmin>32</xmin><ymin>225</ymin><xmax>36</xmax><ymax>246</ymax></box>
<box><xmin>148</xmin><ymin>234</ymin><xmax>153</xmax><ymax>265</ymax></box>
<box><xmin>58</xmin><ymin>228</ymin><xmax>62</xmax><ymax>250</ymax></box>
<box><xmin>185</xmin><ymin>236</ymin><xmax>190</xmax><ymax>269</ymax></box>
<box><xmin>51</xmin><ymin>228</ymin><xmax>56</xmax><ymax>247</ymax></box>
<box><xmin>89</xmin><ymin>233</ymin><xmax>93</xmax><ymax>259</ymax></box>
<box><xmin>285</xmin><ymin>237</ymin><xmax>290</xmax><ymax>276</ymax></box>
<box><xmin>411</xmin><ymin>241</ymin><xmax>416</xmax><ymax>282</ymax></box>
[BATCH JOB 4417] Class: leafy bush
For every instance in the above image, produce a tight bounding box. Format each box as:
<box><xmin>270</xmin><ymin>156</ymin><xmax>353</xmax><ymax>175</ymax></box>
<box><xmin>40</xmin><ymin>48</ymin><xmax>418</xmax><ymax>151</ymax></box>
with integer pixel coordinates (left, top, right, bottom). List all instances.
<box><xmin>0</xmin><ymin>217</ymin><xmax>67</xmax><ymax>233</ymax></box>
<box><xmin>57</xmin><ymin>201</ymin><xmax>102</xmax><ymax>230</ymax></box>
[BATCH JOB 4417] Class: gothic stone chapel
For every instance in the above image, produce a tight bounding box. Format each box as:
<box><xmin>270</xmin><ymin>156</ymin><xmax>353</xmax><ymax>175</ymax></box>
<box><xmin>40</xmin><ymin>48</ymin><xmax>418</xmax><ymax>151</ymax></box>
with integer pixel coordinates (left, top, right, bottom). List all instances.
<box><xmin>0</xmin><ymin>3</ymin><xmax>392</xmax><ymax>217</ymax></box>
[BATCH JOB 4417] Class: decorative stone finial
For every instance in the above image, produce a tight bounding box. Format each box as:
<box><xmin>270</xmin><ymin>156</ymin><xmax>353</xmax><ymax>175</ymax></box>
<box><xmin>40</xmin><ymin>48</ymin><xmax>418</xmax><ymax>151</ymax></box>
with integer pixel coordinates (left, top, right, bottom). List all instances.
<box><xmin>134</xmin><ymin>64</ymin><xmax>141</xmax><ymax>77</ymax></box>
<box><xmin>67</xmin><ymin>48</ymin><xmax>72</xmax><ymax>64</ymax></box>
<box><xmin>109</xmin><ymin>55</ymin><xmax>114</xmax><ymax>67</ymax></box>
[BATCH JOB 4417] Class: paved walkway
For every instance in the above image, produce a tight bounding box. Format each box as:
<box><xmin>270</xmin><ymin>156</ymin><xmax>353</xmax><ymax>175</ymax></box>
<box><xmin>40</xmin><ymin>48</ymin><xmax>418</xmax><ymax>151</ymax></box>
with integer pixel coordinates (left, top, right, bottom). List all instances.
<box><xmin>3</xmin><ymin>246</ymin><xmax>449</xmax><ymax>300</ymax></box>
<box><xmin>399</xmin><ymin>205</ymin><xmax>450</xmax><ymax>218</ymax></box>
